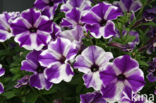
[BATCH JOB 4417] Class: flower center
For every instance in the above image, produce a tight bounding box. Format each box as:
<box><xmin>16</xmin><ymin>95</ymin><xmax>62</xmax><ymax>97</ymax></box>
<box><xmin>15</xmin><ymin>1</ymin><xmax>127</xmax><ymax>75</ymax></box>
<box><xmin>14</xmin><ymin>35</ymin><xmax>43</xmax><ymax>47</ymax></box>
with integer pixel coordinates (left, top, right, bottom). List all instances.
<box><xmin>117</xmin><ymin>74</ymin><xmax>126</xmax><ymax>81</ymax></box>
<box><xmin>59</xmin><ymin>56</ymin><xmax>66</xmax><ymax>64</ymax></box>
<box><xmin>91</xmin><ymin>64</ymin><xmax>99</xmax><ymax>72</ymax></box>
<box><xmin>49</xmin><ymin>2</ymin><xmax>54</xmax><ymax>6</ymax></box>
<box><xmin>29</xmin><ymin>27</ymin><xmax>37</xmax><ymax>33</ymax></box>
<box><xmin>100</xmin><ymin>19</ymin><xmax>107</xmax><ymax>26</ymax></box>
<box><xmin>37</xmin><ymin>65</ymin><xmax>44</xmax><ymax>73</ymax></box>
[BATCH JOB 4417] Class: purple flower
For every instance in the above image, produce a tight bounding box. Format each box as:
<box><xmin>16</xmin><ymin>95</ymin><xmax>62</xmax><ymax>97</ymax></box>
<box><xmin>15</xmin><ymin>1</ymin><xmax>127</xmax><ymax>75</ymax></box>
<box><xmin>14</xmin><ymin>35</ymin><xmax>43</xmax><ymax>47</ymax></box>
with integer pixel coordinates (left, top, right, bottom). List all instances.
<box><xmin>11</xmin><ymin>8</ymin><xmax>52</xmax><ymax>50</ymax></box>
<box><xmin>51</xmin><ymin>23</ymin><xmax>61</xmax><ymax>40</ymax></box>
<box><xmin>81</xmin><ymin>2</ymin><xmax>121</xmax><ymax>39</ymax></box>
<box><xmin>34</xmin><ymin>0</ymin><xmax>63</xmax><ymax>19</ymax></box>
<box><xmin>14</xmin><ymin>75</ymin><xmax>30</xmax><ymax>88</ymax></box>
<box><xmin>147</xmin><ymin>58</ymin><xmax>156</xmax><ymax>82</ymax></box>
<box><xmin>39</xmin><ymin>38</ymin><xmax>78</xmax><ymax>83</ymax></box>
<box><xmin>143</xmin><ymin>7</ymin><xmax>156</xmax><ymax>22</ymax></box>
<box><xmin>114</xmin><ymin>0</ymin><xmax>142</xmax><ymax>13</ymax></box>
<box><xmin>61</xmin><ymin>8</ymin><xmax>83</xmax><ymax>28</ymax></box>
<box><xmin>0</xmin><ymin>12</ymin><xmax>19</xmax><ymax>42</ymax></box>
<box><xmin>21</xmin><ymin>50</ymin><xmax>53</xmax><ymax>90</ymax></box>
<box><xmin>80</xmin><ymin>92</ymin><xmax>106</xmax><ymax>103</ymax></box>
<box><xmin>74</xmin><ymin>46</ymin><xmax>113</xmax><ymax>90</ymax></box>
<box><xmin>115</xmin><ymin>30</ymin><xmax>140</xmax><ymax>52</ymax></box>
<box><xmin>61</xmin><ymin>0</ymin><xmax>91</xmax><ymax>12</ymax></box>
<box><xmin>100</xmin><ymin>55</ymin><xmax>145</xmax><ymax>101</ymax></box>
<box><xmin>145</xmin><ymin>27</ymin><xmax>156</xmax><ymax>54</ymax></box>
<box><xmin>59</xmin><ymin>25</ymin><xmax>84</xmax><ymax>49</ymax></box>
<box><xmin>0</xmin><ymin>64</ymin><xmax>5</xmax><ymax>94</ymax></box>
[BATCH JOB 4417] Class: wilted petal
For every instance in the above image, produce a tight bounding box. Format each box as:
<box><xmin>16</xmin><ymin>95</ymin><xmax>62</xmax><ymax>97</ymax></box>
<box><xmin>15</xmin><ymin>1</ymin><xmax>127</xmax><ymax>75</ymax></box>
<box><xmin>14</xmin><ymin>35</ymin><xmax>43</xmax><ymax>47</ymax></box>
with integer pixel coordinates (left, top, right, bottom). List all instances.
<box><xmin>0</xmin><ymin>67</ymin><xmax>5</xmax><ymax>77</ymax></box>
<box><xmin>0</xmin><ymin>83</ymin><xmax>4</xmax><ymax>94</ymax></box>
<box><xmin>130</xmin><ymin>0</ymin><xmax>142</xmax><ymax>12</ymax></box>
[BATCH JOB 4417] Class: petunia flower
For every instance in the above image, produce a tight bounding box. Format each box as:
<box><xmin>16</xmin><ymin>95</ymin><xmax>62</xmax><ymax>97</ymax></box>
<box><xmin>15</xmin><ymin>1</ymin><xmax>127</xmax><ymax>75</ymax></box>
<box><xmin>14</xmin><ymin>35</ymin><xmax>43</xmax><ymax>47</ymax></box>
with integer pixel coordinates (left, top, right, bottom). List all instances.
<box><xmin>74</xmin><ymin>46</ymin><xmax>113</xmax><ymax>90</ymax></box>
<box><xmin>100</xmin><ymin>55</ymin><xmax>145</xmax><ymax>102</ymax></box>
<box><xmin>0</xmin><ymin>12</ymin><xmax>20</xmax><ymax>42</ymax></box>
<box><xmin>0</xmin><ymin>64</ymin><xmax>5</xmax><ymax>94</ymax></box>
<box><xmin>61</xmin><ymin>8</ymin><xmax>83</xmax><ymax>28</ymax></box>
<box><xmin>143</xmin><ymin>7</ymin><xmax>156</xmax><ymax>22</ymax></box>
<box><xmin>34</xmin><ymin>0</ymin><xmax>63</xmax><ymax>19</ymax></box>
<box><xmin>50</xmin><ymin>23</ymin><xmax>61</xmax><ymax>40</ymax></box>
<box><xmin>113</xmin><ymin>0</ymin><xmax>142</xmax><ymax>23</ymax></box>
<box><xmin>80</xmin><ymin>92</ymin><xmax>106</xmax><ymax>103</ymax></box>
<box><xmin>114</xmin><ymin>30</ymin><xmax>140</xmax><ymax>52</ymax></box>
<box><xmin>39</xmin><ymin>37</ymin><xmax>78</xmax><ymax>83</ymax></box>
<box><xmin>114</xmin><ymin>0</ymin><xmax>142</xmax><ymax>13</ymax></box>
<box><xmin>59</xmin><ymin>25</ymin><xmax>84</xmax><ymax>49</ymax></box>
<box><xmin>21</xmin><ymin>50</ymin><xmax>53</xmax><ymax>90</ymax></box>
<box><xmin>61</xmin><ymin>0</ymin><xmax>91</xmax><ymax>12</ymax></box>
<box><xmin>147</xmin><ymin>58</ymin><xmax>156</xmax><ymax>82</ymax></box>
<box><xmin>81</xmin><ymin>2</ymin><xmax>121</xmax><ymax>39</ymax></box>
<box><xmin>11</xmin><ymin>8</ymin><xmax>52</xmax><ymax>50</ymax></box>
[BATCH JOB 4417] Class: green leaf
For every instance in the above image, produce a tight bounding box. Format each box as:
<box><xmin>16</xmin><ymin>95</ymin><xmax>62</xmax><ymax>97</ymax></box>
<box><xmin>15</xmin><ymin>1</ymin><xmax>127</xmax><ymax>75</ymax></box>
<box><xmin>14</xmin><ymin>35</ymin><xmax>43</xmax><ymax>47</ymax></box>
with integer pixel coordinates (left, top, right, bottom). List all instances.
<box><xmin>139</xmin><ymin>61</ymin><xmax>149</xmax><ymax>67</ymax></box>
<box><xmin>2</xmin><ymin>91</ymin><xmax>16</xmax><ymax>99</ymax></box>
<box><xmin>25</xmin><ymin>92</ymin><xmax>39</xmax><ymax>103</ymax></box>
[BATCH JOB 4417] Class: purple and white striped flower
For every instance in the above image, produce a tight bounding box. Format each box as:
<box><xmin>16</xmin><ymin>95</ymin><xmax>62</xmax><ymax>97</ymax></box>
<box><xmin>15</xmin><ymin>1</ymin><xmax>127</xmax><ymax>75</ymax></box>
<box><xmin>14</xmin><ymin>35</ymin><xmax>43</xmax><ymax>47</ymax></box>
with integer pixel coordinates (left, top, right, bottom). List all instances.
<box><xmin>147</xmin><ymin>58</ymin><xmax>156</xmax><ymax>82</ymax></box>
<box><xmin>115</xmin><ymin>30</ymin><xmax>140</xmax><ymax>52</ymax></box>
<box><xmin>11</xmin><ymin>8</ymin><xmax>52</xmax><ymax>50</ymax></box>
<box><xmin>100</xmin><ymin>55</ymin><xmax>145</xmax><ymax>102</ymax></box>
<box><xmin>39</xmin><ymin>38</ymin><xmax>78</xmax><ymax>83</ymax></box>
<box><xmin>59</xmin><ymin>26</ymin><xmax>84</xmax><ymax>49</ymax></box>
<box><xmin>74</xmin><ymin>46</ymin><xmax>113</xmax><ymax>90</ymax></box>
<box><xmin>80</xmin><ymin>92</ymin><xmax>106</xmax><ymax>103</ymax></box>
<box><xmin>50</xmin><ymin>23</ymin><xmax>61</xmax><ymax>40</ymax></box>
<box><xmin>81</xmin><ymin>2</ymin><xmax>121</xmax><ymax>39</ymax></box>
<box><xmin>61</xmin><ymin>8</ymin><xmax>83</xmax><ymax>28</ymax></box>
<box><xmin>34</xmin><ymin>0</ymin><xmax>63</xmax><ymax>19</ymax></box>
<box><xmin>114</xmin><ymin>0</ymin><xmax>142</xmax><ymax>13</ymax></box>
<box><xmin>0</xmin><ymin>12</ymin><xmax>20</xmax><ymax>42</ymax></box>
<box><xmin>21</xmin><ymin>50</ymin><xmax>53</xmax><ymax>90</ymax></box>
<box><xmin>0</xmin><ymin>64</ymin><xmax>5</xmax><ymax>94</ymax></box>
<box><xmin>61</xmin><ymin>0</ymin><xmax>91</xmax><ymax>12</ymax></box>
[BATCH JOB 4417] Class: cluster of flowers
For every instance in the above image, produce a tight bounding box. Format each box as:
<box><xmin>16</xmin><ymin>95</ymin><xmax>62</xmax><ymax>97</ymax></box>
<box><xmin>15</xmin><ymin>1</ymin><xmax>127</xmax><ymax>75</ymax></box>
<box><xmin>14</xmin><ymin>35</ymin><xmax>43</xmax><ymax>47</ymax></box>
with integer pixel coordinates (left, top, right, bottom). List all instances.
<box><xmin>0</xmin><ymin>0</ymin><xmax>155</xmax><ymax>102</ymax></box>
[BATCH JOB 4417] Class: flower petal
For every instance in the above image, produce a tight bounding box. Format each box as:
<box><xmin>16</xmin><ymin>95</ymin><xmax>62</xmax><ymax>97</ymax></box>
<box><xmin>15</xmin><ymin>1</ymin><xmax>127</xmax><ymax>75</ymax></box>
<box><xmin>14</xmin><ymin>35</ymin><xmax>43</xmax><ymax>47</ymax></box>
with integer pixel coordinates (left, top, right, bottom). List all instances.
<box><xmin>0</xmin><ymin>83</ymin><xmax>4</xmax><ymax>94</ymax></box>
<box><xmin>113</xmin><ymin>55</ymin><xmax>138</xmax><ymax>73</ymax></box>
